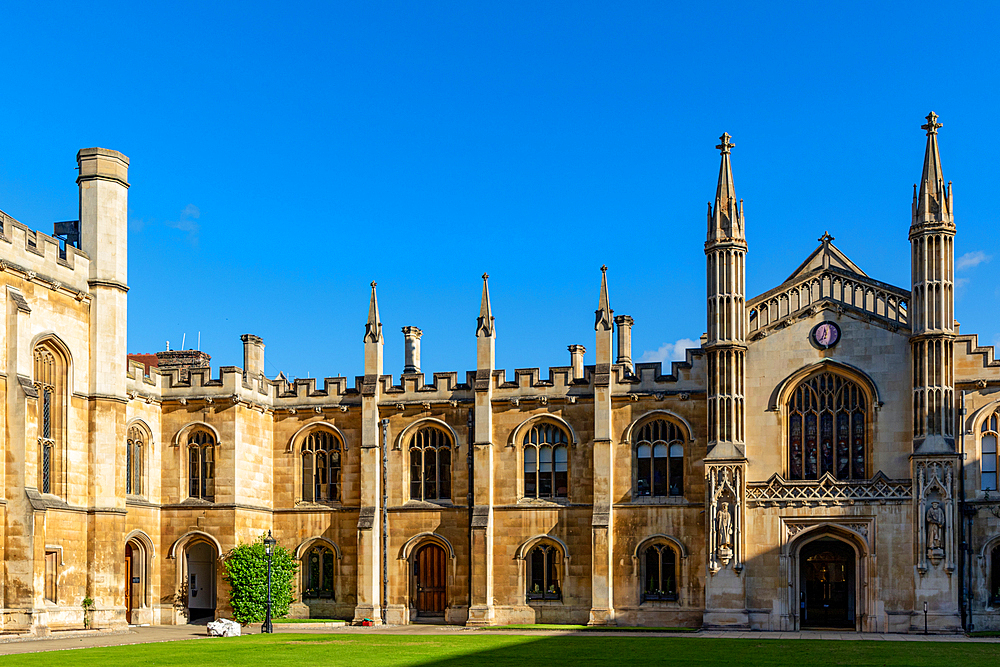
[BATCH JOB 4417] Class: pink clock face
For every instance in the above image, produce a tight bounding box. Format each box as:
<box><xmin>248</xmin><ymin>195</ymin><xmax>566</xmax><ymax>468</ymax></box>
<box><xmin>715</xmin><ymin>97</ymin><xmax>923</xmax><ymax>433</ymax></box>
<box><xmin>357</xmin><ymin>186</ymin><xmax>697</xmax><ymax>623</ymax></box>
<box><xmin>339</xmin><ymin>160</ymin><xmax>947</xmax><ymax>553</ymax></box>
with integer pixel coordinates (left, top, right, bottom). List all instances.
<box><xmin>814</xmin><ymin>322</ymin><xmax>839</xmax><ymax>347</ymax></box>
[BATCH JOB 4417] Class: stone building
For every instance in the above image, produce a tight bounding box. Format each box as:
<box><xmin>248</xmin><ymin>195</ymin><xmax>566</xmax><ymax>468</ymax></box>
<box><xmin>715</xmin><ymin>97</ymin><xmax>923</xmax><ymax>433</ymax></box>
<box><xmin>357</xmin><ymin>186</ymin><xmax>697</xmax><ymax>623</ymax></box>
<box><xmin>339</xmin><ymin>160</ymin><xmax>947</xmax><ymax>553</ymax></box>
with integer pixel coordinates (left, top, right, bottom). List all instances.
<box><xmin>1</xmin><ymin>114</ymin><xmax>999</xmax><ymax>635</ymax></box>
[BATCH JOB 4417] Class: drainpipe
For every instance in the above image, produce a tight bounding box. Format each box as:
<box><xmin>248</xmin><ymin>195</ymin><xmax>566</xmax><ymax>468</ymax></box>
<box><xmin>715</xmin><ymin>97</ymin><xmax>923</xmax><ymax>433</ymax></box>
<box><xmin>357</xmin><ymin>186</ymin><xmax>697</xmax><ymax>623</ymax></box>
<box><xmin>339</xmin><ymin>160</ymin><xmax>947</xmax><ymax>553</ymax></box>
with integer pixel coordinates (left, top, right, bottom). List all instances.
<box><xmin>958</xmin><ymin>391</ymin><xmax>971</xmax><ymax>632</ymax></box>
<box><xmin>467</xmin><ymin>409</ymin><xmax>474</xmax><ymax>620</ymax></box>
<box><xmin>381</xmin><ymin>418</ymin><xmax>390</xmax><ymax>625</ymax></box>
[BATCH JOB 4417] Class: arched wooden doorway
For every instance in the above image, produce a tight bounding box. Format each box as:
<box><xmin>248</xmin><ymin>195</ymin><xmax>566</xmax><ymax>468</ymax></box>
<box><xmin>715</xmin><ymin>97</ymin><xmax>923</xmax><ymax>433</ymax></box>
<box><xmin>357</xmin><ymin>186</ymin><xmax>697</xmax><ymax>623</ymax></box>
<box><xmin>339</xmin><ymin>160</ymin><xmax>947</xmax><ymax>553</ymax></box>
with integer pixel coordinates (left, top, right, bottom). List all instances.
<box><xmin>125</xmin><ymin>543</ymin><xmax>135</xmax><ymax>624</ymax></box>
<box><xmin>800</xmin><ymin>537</ymin><xmax>855</xmax><ymax>628</ymax></box>
<box><xmin>413</xmin><ymin>543</ymin><xmax>447</xmax><ymax>617</ymax></box>
<box><xmin>185</xmin><ymin>541</ymin><xmax>217</xmax><ymax>622</ymax></box>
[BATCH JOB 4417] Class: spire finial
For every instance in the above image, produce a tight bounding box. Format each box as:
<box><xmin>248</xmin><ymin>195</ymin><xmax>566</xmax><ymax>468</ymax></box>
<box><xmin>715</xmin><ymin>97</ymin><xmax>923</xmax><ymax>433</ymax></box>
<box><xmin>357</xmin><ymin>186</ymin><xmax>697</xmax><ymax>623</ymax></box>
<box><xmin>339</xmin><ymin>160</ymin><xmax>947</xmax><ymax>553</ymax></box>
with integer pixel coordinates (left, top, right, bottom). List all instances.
<box><xmin>818</xmin><ymin>231</ymin><xmax>834</xmax><ymax>245</ymax></box>
<box><xmin>595</xmin><ymin>265</ymin><xmax>613</xmax><ymax>331</ymax></box>
<box><xmin>716</xmin><ymin>132</ymin><xmax>734</xmax><ymax>155</ymax></box>
<box><xmin>364</xmin><ymin>281</ymin><xmax>383</xmax><ymax>344</ymax></box>
<box><xmin>921</xmin><ymin>111</ymin><xmax>942</xmax><ymax>136</ymax></box>
<box><xmin>476</xmin><ymin>272</ymin><xmax>495</xmax><ymax>337</ymax></box>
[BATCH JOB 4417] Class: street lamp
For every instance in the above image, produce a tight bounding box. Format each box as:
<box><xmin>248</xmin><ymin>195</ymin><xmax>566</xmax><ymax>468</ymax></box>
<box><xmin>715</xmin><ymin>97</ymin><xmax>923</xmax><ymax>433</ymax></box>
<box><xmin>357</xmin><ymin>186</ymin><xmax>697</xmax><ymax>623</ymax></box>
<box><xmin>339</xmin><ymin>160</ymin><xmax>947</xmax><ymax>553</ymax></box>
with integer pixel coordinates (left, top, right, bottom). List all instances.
<box><xmin>263</xmin><ymin>530</ymin><xmax>276</xmax><ymax>634</ymax></box>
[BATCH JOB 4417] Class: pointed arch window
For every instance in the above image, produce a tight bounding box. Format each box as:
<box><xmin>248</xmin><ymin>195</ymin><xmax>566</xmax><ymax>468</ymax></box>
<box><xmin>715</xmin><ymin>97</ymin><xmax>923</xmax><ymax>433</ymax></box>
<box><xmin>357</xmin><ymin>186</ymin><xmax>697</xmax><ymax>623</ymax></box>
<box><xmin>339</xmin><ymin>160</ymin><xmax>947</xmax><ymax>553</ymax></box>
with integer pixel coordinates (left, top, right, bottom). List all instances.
<box><xmin>126</xmin><ymin>425</ymin><xmax>145</xmax><ymax>496</ymax></box>
<box><xmin>409</xmin><ymin>426</ymin><xmax>452</xmax><ymax>501</ymax></box>
<box><xmin>302</xmin><ymin>430</ymin><xmax>342</xmax><ymax>502</ymax></box>
<box><xmin>788</xmin><ymin>372</ymin><xmax>867</xmax><ymax>481</ymax></box>
<box><xmin>527</xmin><ymin>543</ymin><xmax>562</xmax><ymax>601</ymax></box>
<box><xmin>981</xmin><ymin>410</ymin><xmax>999</xmax><ymax>491</ymax></box>
<box><xmin>635</xmin><ymin>419</ymin><xmax>685</xmax><ymax>497</ymax></box>
<box><xmin>523</xmin><ymin>423</ymin><xmax>569</xmax><ymax>499</ymax></box>
<box><xmin>188</xmin><ymin>430</ymin><xmax>216</xmax><ymax>501</ymax></box>
<box><xmin>641</xmin><ymin>543</ymin><xmax>678</xmax><ymax>602</ymax></box>
<box><xmin>303</xmin><ymin>545</ymin><xmax>336</xmax><ymax>600</ymax></box>
<box><xmin>33</xmin><ymin>343</ymin><xmax>66</xmax><ymax>496</ymax></box>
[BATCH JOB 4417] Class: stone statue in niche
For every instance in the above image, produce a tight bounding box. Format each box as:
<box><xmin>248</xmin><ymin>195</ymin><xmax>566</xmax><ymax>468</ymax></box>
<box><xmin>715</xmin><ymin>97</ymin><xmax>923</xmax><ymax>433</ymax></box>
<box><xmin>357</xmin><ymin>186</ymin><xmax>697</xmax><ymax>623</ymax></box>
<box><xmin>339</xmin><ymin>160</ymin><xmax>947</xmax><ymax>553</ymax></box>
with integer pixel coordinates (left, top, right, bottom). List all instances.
<box><xmin>716</xmin><ymin>502</ymin><xmax>733</xmax><ymax>564</ymax></box>
<box><xmin>926</xmin><ymin>500</ymin><xmax>945</xmax><ymax>563</ymax></box>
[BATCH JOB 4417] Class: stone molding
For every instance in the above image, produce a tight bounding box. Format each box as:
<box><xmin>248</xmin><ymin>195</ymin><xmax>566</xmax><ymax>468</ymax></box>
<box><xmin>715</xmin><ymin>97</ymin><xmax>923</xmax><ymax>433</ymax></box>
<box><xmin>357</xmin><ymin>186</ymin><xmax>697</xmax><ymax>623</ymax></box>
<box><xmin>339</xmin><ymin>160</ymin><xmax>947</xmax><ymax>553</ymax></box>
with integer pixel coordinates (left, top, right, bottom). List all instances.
<box><xmin>746</xmin><ymin>471</ymin><xmax>911</xmax><ymax>507</ymax></box>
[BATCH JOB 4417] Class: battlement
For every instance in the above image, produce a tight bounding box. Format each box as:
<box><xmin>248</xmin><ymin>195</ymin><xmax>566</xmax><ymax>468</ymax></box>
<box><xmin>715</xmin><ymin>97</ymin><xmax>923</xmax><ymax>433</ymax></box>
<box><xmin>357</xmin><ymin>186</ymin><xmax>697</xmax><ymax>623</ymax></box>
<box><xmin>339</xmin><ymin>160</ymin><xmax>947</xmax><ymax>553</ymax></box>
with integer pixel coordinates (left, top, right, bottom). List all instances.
<box><xmin>0</xmin><ymin>208</ymin><xmax>90</xmax><ymax>293</ymax></box>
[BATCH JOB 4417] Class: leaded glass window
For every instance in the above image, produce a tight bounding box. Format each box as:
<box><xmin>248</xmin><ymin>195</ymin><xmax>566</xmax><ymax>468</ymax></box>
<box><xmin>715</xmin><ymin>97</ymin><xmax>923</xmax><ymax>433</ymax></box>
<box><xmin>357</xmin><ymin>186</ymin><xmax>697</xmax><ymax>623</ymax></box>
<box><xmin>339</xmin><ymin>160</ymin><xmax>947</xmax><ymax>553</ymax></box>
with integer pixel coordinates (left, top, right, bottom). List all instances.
<box><xmin>527</xmin><ymin>544</ymin><xmax>561</xmax><ymax>601</ymax></box>
<box><xmin>303</xmin><ymin>546</ymin><xmax>335</xmax><ymax>599</ymax></box>
<box><xmin>410</xmin><ymin>426</ymin><xmax>451</xmax><ymax>501</ymax></box>
<box><xmin>641</xmin><ymin>543</ymin><xmax>678</xmax><ymax>601</ymax></box>
<box><xmin>635</xmin><ymin>419</ymin><xmax>685</xmax><ymax>497</ymax></box>
<box><xmin>788</xmin><ymin>372</ymin><xmax>867</xmax><ymax>481</ymax></box>
<box><xmin>523</xmin><ymin>423</ymin><xmax>569</xmax><ymax>499</ymax></box>
<box><xmin>127</xmin><ymin>425</ymin><xmax>144</xmax><ymax>495</ymax></box>
<box><xmin>302</xmin><ymin>431</ymin><xmax>342</xmax><ymax>502</ymax></box>
<box><xmin>188</xmin><ymin>430</ymin><xmax>215</xmax><ymax>501</ymax></box>
<box><xmin>982</xmin><ymin>411</ymin><xmax>999</xmax><ymax>491</ymax></box>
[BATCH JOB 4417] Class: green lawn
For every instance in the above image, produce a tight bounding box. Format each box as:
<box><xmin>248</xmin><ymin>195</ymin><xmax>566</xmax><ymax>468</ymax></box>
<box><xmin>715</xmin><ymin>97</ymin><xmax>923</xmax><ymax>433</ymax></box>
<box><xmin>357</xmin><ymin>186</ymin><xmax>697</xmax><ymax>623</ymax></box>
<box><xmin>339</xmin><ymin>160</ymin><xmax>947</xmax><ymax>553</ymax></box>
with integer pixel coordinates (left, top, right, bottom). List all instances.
<box><xmin>4</xmin><ymin>634</ymin><xmax>1000</xmax><ymax>666</ymax></box>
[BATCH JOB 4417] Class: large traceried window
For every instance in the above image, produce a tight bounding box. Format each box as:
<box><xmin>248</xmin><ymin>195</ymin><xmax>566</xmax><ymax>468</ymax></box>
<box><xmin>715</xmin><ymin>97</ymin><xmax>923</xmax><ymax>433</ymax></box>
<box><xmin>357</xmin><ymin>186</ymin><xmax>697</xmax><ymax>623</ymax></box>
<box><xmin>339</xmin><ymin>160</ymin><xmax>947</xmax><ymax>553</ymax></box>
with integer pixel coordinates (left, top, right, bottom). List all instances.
<box><xmin>126</xmin><ymin>425</ymin><xmax>145</xmax><ymax>495</ymax></box>
<box><xmin>34</xmin><ymin>343</ymin><xmax>65</xmax><ymax>496</ymax></box>
<box><xmin>523</xmin><ymin>423</ymin><xmax>569</xmax><ymax>499</ymax></box>
<box><xmin>302</xmin><ymin>430</ymin><xmax>342</xmax><ymax>502</ymax></box>
<box><xmin>188</xmin><ymin>430</ymin><xmax>216</xmax><ymax>501</ymax></box>
<box><xmin>635</xmin><ymin>419</ymin><xmax>685</xmax><ymax>497</ymax></box>
<box><xmin>527</xmin><ymin>543</ymin><xmax>562</xmax><ymax>601</ymax></box>
<box><xmin>788</xmin><ymin>372</ymin><xmax>867</xmax><ymax>481</ymax></box>
<box><xmin>303</xmin><ymin>545</ymin><xmax>336</xmax><ymax>600</ymax></box>
<box><xmin>981</xmin><ymin>410</ymin><xmax>999</xmax><ymax>491</ymax></box>
<box><xmin>641</xmin><ymin>543</ymin><xmax>678</xmax><ymax>602</ymax></box>
<box><xmin>410</xmin><ymin>425</ymin><xmax>452</xmax><ymax>501</ymax></box>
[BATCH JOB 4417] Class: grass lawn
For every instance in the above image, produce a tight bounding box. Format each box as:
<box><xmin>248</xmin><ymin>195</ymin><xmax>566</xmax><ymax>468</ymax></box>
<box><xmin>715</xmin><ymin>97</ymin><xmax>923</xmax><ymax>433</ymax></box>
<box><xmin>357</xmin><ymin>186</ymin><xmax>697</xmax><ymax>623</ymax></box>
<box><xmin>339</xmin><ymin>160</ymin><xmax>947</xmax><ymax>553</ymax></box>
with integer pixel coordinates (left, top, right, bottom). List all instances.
<box><xmin>4</xmin><ymin>634</ymin><xmax>1000</xmax><ymax>666</ymax></box>
<box><xmin>272</xmin><ymin>618</ymin><xmax>347</xmax><ymax>624</ymax></box>
<box><xmin>492</xmin><ymin>623</ymin><xmax>698</xmax><ymax>632</ymax></box>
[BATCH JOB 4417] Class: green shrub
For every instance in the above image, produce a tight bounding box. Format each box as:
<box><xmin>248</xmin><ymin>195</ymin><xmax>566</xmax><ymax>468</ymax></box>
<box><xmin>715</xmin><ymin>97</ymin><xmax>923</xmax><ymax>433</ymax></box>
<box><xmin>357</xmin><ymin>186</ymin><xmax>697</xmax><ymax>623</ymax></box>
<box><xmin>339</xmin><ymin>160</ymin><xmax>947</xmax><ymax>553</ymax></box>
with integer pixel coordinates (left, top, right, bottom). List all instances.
<box><xmin>222</xmin><ymin>533</ymin><xmax>298</xmax><ymax>625</ymax></box>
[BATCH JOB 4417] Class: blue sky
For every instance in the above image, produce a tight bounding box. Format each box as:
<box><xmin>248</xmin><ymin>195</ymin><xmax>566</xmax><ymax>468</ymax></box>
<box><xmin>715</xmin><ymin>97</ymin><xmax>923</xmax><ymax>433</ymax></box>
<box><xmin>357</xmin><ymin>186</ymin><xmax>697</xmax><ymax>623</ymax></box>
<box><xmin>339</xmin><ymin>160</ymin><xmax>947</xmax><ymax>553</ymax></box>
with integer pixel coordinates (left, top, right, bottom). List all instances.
<box><xmin>0</xmin><ymin>2</ymin><xmax>997</xmax><ymax>382</ymax></box>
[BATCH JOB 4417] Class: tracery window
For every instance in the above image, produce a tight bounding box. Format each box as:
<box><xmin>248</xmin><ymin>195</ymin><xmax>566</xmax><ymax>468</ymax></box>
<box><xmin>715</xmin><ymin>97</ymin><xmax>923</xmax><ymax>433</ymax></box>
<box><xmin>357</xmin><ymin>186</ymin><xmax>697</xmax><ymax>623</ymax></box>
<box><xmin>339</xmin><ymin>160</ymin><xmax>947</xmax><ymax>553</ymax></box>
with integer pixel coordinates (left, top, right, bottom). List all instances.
<box><xmin>302</xmin><ymin>430</ymin><xmax>342</xmax><ymax>502</ymax></box>
<box><xmin>526</xmin><ymin>544</ymin><xmax>561</xmax><ymax>601</ymax></box>
<box><xmin>523</xmin><ymin>423</ymin><xmax>569</xmax><ymax>499</ymax></box>
<box><xmin>982</xmin><ymin>410</ymin><xmax>999</xmax><ymax>491</ymax></box>
<box><xmin>34</xmin><ymin>343</ymin><xmax>65</xmax><ymax>495</ymax></box>
<box><xmin>787</xmin><ymin>372</ymin><xmax>867</xmax><ymax>481</ymax></box>
<box><xmin>635</xmin><ymin>419</ymin><xmax>684</xmax><ymax>497</ymax></box>
<box><xmin>188</xmin><ymin>430</ymin><xmax>216</xmax><ymax>501</ymax></box>
<box><xmin>641</xmin><ymin>543</ymin><xmax>678</xmax><ymax>602</ymax></box>
<box><xmin>303</xmin><ymin>545</ymin><xmax>335</xmax><ymax>600</ymax></box>
<box><xmin>410</xmin><ymin>426</ymin><xmax>452</xmax><ymax>501</ymax></box>
<box><xmin>126</xmin><ymin>425</ymin><xmax>145</xmax><ymax>495</ymax></box>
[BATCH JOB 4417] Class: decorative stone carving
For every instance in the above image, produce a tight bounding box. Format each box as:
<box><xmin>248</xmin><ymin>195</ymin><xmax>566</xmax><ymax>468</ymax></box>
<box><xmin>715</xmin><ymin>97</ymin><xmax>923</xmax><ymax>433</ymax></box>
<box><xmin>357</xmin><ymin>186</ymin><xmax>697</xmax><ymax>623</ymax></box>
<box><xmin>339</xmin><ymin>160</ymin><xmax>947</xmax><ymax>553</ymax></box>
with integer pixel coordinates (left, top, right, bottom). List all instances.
<box><xmin>314</xmin><ymin>406</ymin><xmax>323</xmax><ymax>414</ymax></box>
<box><xmin>679</xmin><ymin>392</ymin><xmax>690</xmax><ymax>401</ymax></box>
<box><xmin>339</xmin><ymin>405</ymin><xmax>349</xmax><ymax>413</ymax></box>
<box><xmin>395</xmin><ymin>403</ymin><xmax>405</xmax><ymax>411</ymax></box>
<box><xmin>179</xmin><ymin>397</ymin><xmax>188</xmax><ymax>406</ymax></box>
<box><xmin>231</xmin><ymin>395</ymin><xmax>240</xmax><ymax>405</ymax></box>
<box><xmin>204</xmin><ymin>397</ymin><xmax>214</xmax><ymax>405</ymax></box>
<box><xmin>746</xmin><ymin>471</ymin><xmax>911</xmax><ymax>507</ymax></box>
<box><xmin>707</xmin><ymin>463</ymin><xmax>743</xmax><ymax>574</ymax></box>
<box><xmin>977</xmin><ymin>379</ymin><xmax>988</xmax><ymax>389</ymax></box>
<box><xmin>422</xmin><ymin>401</ymin><xmax>431</xmax><ymax>410</ymax></box>
<box><xmin>288</xmin><ymin>407</ymin><xmax>296</xmax><ymax>415</ymax></box>
<box><xmin>654</xmin><ymin>392</ymin><xmax>665</xmax><ymax>401</ymax></box>
<box><xmin>628</xmin><ymin>393</ymin><xmax>639</xmax><ymax>402</ymax></box>
<box><xmin>538</xmin><ymin>396</ymin><xmax>548</xmax><ymax>406</ymax></box>
<box><xmin>926</xmin><ymin>501</ymin><xmax>945</xmax><ymax>562</ymax></box>
<box><xmin>449</xmin><ymin>400</ymin><xmax>459</xmax><ymax>408</ymax></box>
<box><xmin>509</xmin><ymin>397</ymin><xmax>519</xmax><ymax>407</ymax></box>
<box><xmin>567</xmin><ymin>396</ymin><xmax>577</xmax><ymax>405</ymax></box>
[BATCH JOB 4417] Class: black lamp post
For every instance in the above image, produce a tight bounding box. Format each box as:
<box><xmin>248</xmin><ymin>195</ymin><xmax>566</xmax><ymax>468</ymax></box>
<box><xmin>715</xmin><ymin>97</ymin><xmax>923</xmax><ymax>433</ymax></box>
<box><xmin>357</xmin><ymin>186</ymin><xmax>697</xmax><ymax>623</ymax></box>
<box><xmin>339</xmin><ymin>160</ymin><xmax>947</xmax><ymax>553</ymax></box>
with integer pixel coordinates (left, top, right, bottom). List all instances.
<box><xmin>263</xmin><ymin>530</ymin><xmax>276</xmax><ymax>634</ymax></box>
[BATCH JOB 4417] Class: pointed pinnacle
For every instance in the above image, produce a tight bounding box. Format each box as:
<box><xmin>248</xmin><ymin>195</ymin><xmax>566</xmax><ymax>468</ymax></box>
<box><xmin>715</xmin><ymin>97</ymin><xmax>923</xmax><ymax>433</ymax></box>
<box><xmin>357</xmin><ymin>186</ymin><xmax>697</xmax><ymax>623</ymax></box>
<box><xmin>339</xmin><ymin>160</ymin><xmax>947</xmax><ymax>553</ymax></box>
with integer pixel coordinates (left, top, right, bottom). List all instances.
<box><xmin>595</xmin><ymin>265</ymin><xmax>613</xmax><ymax>331</ymax></box>
<box><xmin>921</xmin><ymin>111</ymin><xmax>942</xmax><ymax>136</ymax></box>
<box><xmin>716</xmin><ymin>132</ymin><xmax>734</xmax><ymax>155</ymax></box>
<box><xmin>476</xmin><ymin>272</ymin><xmax>495</xmax><ymax>337</ymax></box>
<box><xmin>364</xmin><ymin>281</ymin><xmax>382</xmax><ymax>344</ymax></box>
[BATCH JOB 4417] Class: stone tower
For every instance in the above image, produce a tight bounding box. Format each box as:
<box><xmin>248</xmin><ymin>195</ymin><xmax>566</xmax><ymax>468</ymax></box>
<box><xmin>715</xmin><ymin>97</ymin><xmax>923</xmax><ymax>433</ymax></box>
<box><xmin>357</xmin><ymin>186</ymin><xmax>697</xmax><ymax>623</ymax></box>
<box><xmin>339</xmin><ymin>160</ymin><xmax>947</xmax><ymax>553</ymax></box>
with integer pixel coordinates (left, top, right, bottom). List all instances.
<box><xmin>702</xmin><ymin>133</ymin><xmax>749</xmax><ymax>628</ymax></box>
<box><xmin>590</xmin><ymin>266</ymin><xmax>615</xmax><ymax>625</ymax></box>
<box><xmin>909</xmin><ymin>113</ymin><xmax>961</xmax><ymax>631</ymax></box>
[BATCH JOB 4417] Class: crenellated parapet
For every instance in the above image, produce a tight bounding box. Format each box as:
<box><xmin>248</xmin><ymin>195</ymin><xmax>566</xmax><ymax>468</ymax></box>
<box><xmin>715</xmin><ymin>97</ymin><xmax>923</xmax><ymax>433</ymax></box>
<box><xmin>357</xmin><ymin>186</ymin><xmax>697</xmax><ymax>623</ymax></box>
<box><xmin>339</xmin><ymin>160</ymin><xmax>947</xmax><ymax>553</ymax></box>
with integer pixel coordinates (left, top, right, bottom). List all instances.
<box><xmin>0</xmin><ymin>210</ymin><xmax>91</xmax><ymax>296</ymax></box>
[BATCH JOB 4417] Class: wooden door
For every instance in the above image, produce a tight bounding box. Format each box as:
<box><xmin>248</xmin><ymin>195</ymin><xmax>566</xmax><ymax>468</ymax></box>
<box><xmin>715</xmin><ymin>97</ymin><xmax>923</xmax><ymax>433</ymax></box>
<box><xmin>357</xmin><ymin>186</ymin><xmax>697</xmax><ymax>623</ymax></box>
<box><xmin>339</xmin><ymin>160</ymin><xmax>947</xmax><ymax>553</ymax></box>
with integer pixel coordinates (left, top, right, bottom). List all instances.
<box><xmin>414</xmin><ymin>544</ymin><xmax>446</xmax><ymax>615</ymax></box>
<box><xmin>124</xmin><ymin>544</ymin><xmax>133</xmax><ymax>624</ymax></box>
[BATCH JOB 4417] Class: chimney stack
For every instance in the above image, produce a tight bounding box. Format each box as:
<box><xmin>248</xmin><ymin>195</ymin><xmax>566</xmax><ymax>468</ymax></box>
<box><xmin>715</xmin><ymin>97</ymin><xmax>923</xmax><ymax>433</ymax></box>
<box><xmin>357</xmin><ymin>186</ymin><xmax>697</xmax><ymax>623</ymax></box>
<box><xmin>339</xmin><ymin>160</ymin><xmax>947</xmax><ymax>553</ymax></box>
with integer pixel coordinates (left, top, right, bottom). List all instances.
<box><xmin>614</xmin><ymin>315</ymin><xmax>634</xmax><ymax>371</ymax></box>
<box><xmin>568</xmin><ymin>345</ymin><xmax>586</xmax><ymax>381</ymax></box>
<box><xmin>241</xmin><ymin>334</ymin><xmax>265</xmax><ymax>383</ymax></box>
<box><xmin>402</xmin><ymin>326</ymin><xmax>423</xmax><ymax>374</ymax></box>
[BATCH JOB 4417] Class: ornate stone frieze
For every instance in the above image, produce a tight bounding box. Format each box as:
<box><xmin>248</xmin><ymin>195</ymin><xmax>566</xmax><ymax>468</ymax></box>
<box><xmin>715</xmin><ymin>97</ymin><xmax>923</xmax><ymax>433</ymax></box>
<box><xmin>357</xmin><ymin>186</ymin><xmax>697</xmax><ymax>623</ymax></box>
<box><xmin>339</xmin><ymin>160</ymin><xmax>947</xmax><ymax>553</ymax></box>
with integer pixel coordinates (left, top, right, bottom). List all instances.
<box><xmin>914</xmin><ymin>458</ymin><xmax>957</xmax><ymax>573</ymax></box>
<box><xmin>746</xmin><ymin>471</ymin><xmax>911</xmax><ymax>508</ymax></box>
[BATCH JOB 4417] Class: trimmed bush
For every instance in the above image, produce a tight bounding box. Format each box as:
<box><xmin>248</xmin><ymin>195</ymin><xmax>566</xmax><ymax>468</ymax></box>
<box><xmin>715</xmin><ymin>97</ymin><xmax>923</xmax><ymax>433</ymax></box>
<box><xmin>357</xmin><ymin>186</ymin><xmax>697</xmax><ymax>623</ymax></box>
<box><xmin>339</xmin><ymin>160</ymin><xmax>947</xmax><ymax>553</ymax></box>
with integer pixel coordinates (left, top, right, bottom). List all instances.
<box><xmin>222</xmin><ymin>533</ymin><xmax>298</xmax><ymax>625</ymax></box>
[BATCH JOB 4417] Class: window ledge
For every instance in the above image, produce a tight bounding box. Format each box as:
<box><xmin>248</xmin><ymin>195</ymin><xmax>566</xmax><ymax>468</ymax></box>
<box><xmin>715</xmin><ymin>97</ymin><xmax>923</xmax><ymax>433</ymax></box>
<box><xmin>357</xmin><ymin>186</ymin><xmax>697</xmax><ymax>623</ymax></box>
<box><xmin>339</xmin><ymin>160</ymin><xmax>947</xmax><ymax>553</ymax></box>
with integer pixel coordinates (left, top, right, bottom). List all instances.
<box><xmin>178</xmin><ymin>497</ymin><xmax>215</xmax><ymax>506</ymax></box>
<box><xmin>295</xmin><ymin>501</ymin><xmax>343</xmax><ymax>509</ymax></box>
<box><xmin>517</xmin><ymin>497</ymin><xmax>570</xmax><ymax>507</ymax></box>
<box><xmin>526</xmin><ymin>598</ymin><xmax>563</xmax><ymax>606</ymax></box>
<box><xmin>400</xmin><ymin>499</ymin><xmax>455</xmax><ymax>510</ymax></box>
<box><xmin>628</xmin><ymin>496</ymin><xmax>689</xmax><ymax>506</ymax></box>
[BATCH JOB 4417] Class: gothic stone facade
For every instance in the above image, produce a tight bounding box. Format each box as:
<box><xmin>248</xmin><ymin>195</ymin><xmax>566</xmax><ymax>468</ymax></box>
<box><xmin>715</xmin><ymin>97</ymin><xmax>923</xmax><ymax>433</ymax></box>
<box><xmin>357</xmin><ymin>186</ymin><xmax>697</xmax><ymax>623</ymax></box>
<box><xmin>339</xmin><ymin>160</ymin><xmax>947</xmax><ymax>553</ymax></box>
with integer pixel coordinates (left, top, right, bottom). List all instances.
<box><xmin>2</xmin><ymin>117</ymin><xmax>1000</xmax><ymax>635</ymax></box>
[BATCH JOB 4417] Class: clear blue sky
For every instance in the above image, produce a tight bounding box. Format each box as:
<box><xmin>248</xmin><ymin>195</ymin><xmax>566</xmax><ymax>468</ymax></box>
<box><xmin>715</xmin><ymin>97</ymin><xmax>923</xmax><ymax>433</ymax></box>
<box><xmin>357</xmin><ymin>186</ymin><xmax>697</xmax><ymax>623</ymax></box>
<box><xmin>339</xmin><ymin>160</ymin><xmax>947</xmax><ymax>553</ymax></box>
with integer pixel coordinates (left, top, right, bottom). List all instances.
<box><xmin>1</xmin><ymin>2</ymin><xmax>997</xmax><ymax>382</ymax></box>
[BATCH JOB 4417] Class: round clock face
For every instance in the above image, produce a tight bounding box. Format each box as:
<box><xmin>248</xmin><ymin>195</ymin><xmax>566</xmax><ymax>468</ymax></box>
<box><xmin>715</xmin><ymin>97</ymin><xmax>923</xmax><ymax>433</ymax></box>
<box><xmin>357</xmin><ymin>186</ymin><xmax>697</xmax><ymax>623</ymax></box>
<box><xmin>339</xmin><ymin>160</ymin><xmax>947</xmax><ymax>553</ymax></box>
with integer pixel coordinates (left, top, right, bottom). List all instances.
<box><xmin>812</xmin><ymin>321</ymin><xmax>841</xmax><ymax>349</ymax></box>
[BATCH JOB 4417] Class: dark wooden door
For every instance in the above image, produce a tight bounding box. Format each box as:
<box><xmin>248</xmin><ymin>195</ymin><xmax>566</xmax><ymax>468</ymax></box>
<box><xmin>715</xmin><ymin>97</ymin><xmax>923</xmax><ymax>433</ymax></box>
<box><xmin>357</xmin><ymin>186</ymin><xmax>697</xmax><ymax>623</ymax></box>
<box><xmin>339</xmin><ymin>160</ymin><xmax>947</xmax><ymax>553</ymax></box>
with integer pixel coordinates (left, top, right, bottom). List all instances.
<box><xmin>801</xmin><ymin>541</ymin><xmax>853</xmax><ymax>628</ymax></box>
<box><xmin>124</xmin><ymin>544</ymin><xmax>133</xmax><ymax>624</ymax></box>
<box><xmin>414</xmin><ymin>544</ymin><xmax>446</xmax><ymax>615</ymax></box>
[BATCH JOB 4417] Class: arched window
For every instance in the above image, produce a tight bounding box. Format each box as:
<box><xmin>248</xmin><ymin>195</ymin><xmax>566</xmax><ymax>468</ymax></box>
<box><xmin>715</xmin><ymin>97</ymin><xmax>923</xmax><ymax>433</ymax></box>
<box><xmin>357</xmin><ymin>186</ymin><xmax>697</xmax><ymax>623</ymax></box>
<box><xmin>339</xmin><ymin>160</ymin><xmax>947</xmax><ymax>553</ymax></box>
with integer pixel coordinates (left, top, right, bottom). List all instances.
<box><xmin>523</xmin><ymin>423</ymin><xmax>569</xmax><ymax>499</ymax></box>
<box><xmin>982</xmin><ymin>410</ymin><xmax>999</xmax><ymax>491</ymax></box>
<box><xmin>788</xmin><ymin>372</ymin><xmax>867</xmax><ymax>481</ymax></box>
<box><xmin>303</xmin><ymin>546</ymin><xmax>335</xmax><ymax>600</ymax></box>
<box><xmin>302</xmin><ymin>430</ymin><xmax>342</xmax><ymax>502</ymax></box>
<box><xmin>33</xmin><ymin>342</ymin><xmax>66</xmax><ymax>495</ymax></box>
<box><xmin>126</xmin><ymin>425</ymin><xmax>145</xmax><ymax>496</ymax></box>
<box><xmin>527</xmin><ymin>543</ymin><xmax>562</xmax><ymax>601</ymax></box>
<box><xmin>641</xmin><ymin>543</ymin><xmax>678</xmax><ymax>601</ymax></box>
<box><xmin>188</xmin><ymin>430</ymin><xmax>215</xmax><ymax>501</ymax></box>
<box><xmin>635</xmin><ymin>419</ymin><xmax>685</xmax><ymax>497</ymax></box>
<box><xmin>410</xmin><ymin>426</ymin><xmax>452</xmax><ymax>501</ymax></box>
